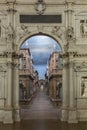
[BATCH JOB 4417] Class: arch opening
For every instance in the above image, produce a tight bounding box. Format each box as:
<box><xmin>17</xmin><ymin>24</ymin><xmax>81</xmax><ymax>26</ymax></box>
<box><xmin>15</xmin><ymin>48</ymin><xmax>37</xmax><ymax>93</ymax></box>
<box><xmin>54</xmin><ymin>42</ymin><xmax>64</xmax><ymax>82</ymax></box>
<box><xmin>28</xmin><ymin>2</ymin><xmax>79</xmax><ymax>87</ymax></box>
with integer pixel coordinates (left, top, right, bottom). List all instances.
<box><xmin>19</xmin><ymin>34</ymin><xmax>63</xmax><ymax>120</ymax></box>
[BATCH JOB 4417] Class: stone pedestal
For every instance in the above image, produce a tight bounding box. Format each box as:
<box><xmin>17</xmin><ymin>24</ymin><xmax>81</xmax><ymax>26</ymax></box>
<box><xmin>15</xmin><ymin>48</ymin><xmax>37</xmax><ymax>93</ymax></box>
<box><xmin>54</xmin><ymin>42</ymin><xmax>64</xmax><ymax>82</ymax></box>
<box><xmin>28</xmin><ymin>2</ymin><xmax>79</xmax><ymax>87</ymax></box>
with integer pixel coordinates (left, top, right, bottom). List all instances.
<box><xmin>3</xmin><ymin>108</ymin><xmax>13</xmax><ymax>124</ymax></box>
<box><xmin>13</xmin><ymin>108</ymin><xmax>20</xmax><ymax>122</ymax></box>
<box><xmin>3</xmin><ymin>62</ymin><xmax>13</xmax><ymax>123</ymax></box>
<box><xmin>61</xmin><ymin>108</ymin><xmax>68</xmax><ymax>122</ymax></box>
<box><xmin>68</xmin><ymin>109</ymin><xmax>78</xmax><ymax>123</ymax></box>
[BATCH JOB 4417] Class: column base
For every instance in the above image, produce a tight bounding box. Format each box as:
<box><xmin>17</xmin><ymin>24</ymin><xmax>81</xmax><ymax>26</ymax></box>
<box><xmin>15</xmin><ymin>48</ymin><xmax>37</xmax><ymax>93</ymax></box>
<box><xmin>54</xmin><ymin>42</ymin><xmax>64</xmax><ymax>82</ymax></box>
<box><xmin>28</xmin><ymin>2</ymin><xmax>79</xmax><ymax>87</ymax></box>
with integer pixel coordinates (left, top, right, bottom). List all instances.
<box><xmin>13</xmin><ymin>108</ymin><xmax>20</xmax><ymax>122</ymax></box>
<box><xmin>0</xmin><ymin>109</ymin><xmax>3</xmax><ymax>122</ymax></box>
<box><xmin>3</xmin><ymin>109</ymin><xmax>13</xmax><ymax>124</ymax></box>
<box><xmin>61</xmin><ymin>107</ymin><xmax>78</xmax><ymax>123</ymax></box>
<box><xmin>61</xmin><ymin>108</ymin><xmax>68</xmax><ymax>122</ymax></box>
<box><xmin>68</xmin><ymin>109</ymin><xmax>78</xmax><ymax>123</ymax></box>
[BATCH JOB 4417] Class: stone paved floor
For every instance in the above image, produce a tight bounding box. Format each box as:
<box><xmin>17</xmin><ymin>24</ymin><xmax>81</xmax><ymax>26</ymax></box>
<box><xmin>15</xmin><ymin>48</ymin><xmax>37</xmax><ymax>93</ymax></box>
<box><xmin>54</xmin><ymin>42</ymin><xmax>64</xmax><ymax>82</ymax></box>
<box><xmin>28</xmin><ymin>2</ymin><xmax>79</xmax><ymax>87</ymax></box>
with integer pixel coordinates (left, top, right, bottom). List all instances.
<box><xmin>1</xmin><ymin>91</ymin><xmax>87</xmax><ymax>130</ymax></box>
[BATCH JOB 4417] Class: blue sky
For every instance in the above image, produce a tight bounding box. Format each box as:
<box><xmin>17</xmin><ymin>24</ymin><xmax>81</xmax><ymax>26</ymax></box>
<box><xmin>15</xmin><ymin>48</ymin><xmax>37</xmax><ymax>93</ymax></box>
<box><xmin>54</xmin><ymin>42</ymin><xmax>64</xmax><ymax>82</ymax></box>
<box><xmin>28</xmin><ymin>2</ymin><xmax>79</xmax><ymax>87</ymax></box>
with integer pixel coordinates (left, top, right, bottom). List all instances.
<box><xmin>21</xmin><ymin>35</ymin><xmax>62</xmax><ymax>79</ymax></box>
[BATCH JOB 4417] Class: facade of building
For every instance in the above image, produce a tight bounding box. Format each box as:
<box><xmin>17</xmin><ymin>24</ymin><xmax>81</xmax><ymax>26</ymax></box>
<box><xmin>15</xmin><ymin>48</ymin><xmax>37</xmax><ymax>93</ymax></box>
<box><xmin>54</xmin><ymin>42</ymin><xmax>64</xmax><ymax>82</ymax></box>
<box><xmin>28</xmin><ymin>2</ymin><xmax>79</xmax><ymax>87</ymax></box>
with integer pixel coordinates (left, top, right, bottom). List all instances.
<box><xmin>19</xmin><ymin>48</ymin><xmax>36</xmax><ymax>102</ymax></box>
<box><xmin>48</xmin><ymin>52</ymin><xmax>62</xmax><ymax>105</ymax></box>
<box><xmin>0</xmin><ymin>0</ymin><xmax>87</xmax><ymax>124</ymax></box>
<box><xmin>38</xmin><ymin>79</ymin><xmax>45</xmax><ymax>91</ymax></box>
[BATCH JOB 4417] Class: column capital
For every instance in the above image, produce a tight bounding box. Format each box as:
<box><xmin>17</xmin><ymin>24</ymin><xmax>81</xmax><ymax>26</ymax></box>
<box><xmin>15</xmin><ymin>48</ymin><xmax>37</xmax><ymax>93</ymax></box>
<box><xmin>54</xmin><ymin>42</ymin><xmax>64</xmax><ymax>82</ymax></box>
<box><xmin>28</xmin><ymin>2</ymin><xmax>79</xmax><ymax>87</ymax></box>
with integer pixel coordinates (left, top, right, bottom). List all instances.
<box><xmin>6</xmin><ymin>61</ymin><xmax>13</xmax><ymax>68</ymax></box>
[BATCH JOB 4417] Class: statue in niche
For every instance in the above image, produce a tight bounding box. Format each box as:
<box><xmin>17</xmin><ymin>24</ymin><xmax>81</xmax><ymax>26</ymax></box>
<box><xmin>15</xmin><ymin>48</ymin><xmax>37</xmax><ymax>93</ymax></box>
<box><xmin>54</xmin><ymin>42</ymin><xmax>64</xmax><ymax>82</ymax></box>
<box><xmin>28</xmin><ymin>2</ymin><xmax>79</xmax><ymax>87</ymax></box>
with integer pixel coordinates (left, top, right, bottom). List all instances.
<box><xmin>81</xmin><ymin>78</ymin><xmax>87</xmax><ymax>97</ymax></box>
<box><xmin>81</xmin><ymin>21</ymin><xmax>87</xmax><ymax>37</ymax></box>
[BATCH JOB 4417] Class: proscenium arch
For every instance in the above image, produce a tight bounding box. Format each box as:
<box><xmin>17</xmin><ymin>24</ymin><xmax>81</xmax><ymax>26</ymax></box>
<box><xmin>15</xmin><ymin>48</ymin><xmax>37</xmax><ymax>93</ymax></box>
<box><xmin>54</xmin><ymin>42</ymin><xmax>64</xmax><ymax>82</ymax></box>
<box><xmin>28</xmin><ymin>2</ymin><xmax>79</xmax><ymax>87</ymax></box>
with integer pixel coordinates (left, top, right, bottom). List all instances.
<box><xmin>18</xmin><ymin>32</ymin><xmax>63</xmax><ymax>52</ymax></box>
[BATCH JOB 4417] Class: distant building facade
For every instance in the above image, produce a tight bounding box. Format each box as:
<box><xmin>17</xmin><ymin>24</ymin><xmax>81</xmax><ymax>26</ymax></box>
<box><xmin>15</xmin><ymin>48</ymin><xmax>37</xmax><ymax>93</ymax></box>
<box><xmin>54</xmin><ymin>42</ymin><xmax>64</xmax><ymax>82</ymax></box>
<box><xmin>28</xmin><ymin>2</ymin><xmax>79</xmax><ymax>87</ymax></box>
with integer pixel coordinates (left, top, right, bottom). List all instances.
<box><xmin>48</xmin><ymin>51</ymin><xmax>62</xmax><ymax>105</ymax></box>
<box><xmin>19</xmin><ymin>48</ymin><xmax>38</xmax><ymax>102</ymax></box>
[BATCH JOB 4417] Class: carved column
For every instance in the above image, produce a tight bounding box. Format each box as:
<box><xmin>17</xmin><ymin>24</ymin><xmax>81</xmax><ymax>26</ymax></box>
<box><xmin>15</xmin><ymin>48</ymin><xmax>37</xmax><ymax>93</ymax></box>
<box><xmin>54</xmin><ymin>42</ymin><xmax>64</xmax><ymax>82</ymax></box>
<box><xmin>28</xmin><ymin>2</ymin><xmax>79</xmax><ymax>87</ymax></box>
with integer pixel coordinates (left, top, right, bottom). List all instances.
<box><xmin>61</xmin><ymin>55</ymin><xmax>69</xmax><ymax>121</ymax></box>
<box><xmin>66</xmin><ymin>2</ymin><xmax>73</xmax><ymax>27</ymax></box>
<box><xmin>13</xmin><ymin>58</ymin><xmax>20</xmax><ymax>122</ymax></box>
<box><xmin>4</xmin><ymin>61</ymin><xmax>13</xmax><ymax>123</ymax></box>
<box><xmin>7</xmin><ymin>1</ymin><xmax>16</xmax><ymax>51</ymax></box>
<box><xmin>68</xmin><ymin>53</ymin><xmax>77</xmax><ymax>123</ymax></box>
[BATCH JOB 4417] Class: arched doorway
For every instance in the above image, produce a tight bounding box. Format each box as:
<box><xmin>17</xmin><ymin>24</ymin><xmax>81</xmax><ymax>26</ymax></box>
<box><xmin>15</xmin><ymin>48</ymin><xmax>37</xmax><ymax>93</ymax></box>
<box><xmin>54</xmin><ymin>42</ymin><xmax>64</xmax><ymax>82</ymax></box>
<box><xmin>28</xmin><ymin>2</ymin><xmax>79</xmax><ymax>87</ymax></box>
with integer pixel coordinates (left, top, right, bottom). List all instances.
<box><xmin>19</xmin><ymin>34</ymin><xmax>63</xmax><ymax>120</ymax></box>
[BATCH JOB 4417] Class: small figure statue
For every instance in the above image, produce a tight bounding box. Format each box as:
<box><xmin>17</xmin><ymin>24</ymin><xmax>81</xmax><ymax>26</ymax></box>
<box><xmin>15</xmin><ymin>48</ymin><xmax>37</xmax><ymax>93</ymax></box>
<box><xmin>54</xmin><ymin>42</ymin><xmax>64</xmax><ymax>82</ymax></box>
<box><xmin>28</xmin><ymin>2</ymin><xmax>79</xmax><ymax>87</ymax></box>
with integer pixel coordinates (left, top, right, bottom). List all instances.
<box><xmin>81</xmin><ymin>80</ymin><xmax>87</xmax><ymax>97</ymax></box>
<box><xmin>66</xmin><ymin>26</ymin><xmax>74</xmax><ymax>41</ymax></box>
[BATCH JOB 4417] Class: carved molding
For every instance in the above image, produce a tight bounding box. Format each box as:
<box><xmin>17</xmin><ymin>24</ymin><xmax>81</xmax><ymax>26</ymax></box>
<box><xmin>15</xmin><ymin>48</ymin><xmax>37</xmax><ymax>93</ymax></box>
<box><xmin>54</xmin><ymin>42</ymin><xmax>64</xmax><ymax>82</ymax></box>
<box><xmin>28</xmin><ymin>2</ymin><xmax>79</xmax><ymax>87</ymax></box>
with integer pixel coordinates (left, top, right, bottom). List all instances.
<box><xmin>16</xmin><ymin>24</ymin><xmax>65</xmax><ymax>46</ymax></box>
<box><xmin>74</xmin><ymin>62</ymin><xmax>87</xmax><ymax>72</ymax></box>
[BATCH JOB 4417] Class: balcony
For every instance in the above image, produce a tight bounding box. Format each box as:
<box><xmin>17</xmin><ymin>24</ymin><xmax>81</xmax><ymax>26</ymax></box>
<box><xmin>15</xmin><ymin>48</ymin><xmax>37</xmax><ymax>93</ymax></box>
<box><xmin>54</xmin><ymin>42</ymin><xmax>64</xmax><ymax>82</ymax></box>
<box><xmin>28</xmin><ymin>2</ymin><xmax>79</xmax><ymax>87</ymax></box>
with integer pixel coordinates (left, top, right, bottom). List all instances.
<box><xmin>49</xmin><ymin>68</ymin><xmax>62</xmax><ymax>78</ymax></box>
<box><xmin>19</xmin><ymin>69</ymin><xmax>31</xmax><ymax>76</ymax></box>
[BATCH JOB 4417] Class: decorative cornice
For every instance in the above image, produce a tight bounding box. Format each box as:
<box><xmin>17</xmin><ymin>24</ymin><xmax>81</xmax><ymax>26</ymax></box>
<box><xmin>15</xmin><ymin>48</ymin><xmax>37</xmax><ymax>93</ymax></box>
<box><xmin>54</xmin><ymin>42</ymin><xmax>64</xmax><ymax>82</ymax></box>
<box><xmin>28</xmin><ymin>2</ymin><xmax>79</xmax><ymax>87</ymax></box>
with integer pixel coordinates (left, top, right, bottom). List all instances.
<box><xmin>63</xmin><ymin>51</ymin><xmax>87</xmax><ymax>58</ymax></box>
<box><xmin>63</xmin><ymin>51</ymin><xmax>77</xmax><ymax>58</ymax></box>
<box><xmin>73</xmin><ymin>53</ymin><xmax>87</xmax><ymax>58</ymax></box>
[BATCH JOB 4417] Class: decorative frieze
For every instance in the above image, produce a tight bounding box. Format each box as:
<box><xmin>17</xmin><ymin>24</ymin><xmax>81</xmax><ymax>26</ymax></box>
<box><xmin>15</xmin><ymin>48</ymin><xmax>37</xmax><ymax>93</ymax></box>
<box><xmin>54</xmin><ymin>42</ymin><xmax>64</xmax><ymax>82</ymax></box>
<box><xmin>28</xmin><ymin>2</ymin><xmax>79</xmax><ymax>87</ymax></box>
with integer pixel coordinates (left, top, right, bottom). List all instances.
<box><xmin>74</xmin><ymin>62</ymin><xmax>87</xmax><ymax>72</ymax></box>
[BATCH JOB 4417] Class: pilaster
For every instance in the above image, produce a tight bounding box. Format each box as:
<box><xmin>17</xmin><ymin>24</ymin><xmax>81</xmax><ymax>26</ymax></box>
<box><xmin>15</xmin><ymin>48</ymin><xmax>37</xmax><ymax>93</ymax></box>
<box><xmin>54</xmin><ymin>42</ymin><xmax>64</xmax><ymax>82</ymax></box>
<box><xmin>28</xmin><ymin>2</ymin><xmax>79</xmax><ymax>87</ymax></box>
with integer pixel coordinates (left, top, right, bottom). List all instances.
<box><xmin>12</xmin><ymin>56</ymin><xmax>20</xmax><ymax>122</ymax></box>
<box><xmin>61</xmin><ymin>54</ymin><xmax>69</xmax><ymax>121</ymax></box>
<box><xmin>3</xmin><ymin>61</ymin><xmax>13</xmax><ymax>124</ymax></box>
<box><xmin>68</xmin><ymin>53</ymin><xmax>78</xmax><ymax>123</ymax></box>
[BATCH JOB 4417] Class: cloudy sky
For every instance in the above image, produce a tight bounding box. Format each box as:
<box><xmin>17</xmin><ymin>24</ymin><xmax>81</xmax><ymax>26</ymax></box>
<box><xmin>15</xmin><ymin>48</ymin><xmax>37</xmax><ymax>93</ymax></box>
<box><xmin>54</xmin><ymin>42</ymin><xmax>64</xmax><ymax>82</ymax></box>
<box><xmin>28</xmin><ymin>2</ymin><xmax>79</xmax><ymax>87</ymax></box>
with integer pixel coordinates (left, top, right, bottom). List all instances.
<box><xmin>21</xmin><ymin>35</ymin><xmax>62</xmax><ymax>79</ymax></box>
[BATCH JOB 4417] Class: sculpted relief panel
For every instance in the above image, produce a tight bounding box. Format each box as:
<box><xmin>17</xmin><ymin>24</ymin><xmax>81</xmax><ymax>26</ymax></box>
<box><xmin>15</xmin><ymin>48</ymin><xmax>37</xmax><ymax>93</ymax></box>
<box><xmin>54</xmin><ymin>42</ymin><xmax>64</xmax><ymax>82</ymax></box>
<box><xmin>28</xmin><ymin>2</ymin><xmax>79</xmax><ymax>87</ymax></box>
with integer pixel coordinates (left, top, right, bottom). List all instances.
<box><xmin>75</xmin><ymin>12</ymin><xmax>87</xmax><ymax>44</ymax></box>
<box><xmin>80</xmin><ymin>20</ymin><xmax>87</xmax><ymax>37</ymax></box>
<box><xmin>81</xmin><ymin>77</ymin><xmax>87</xmax><ymax>97</ymax></box>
